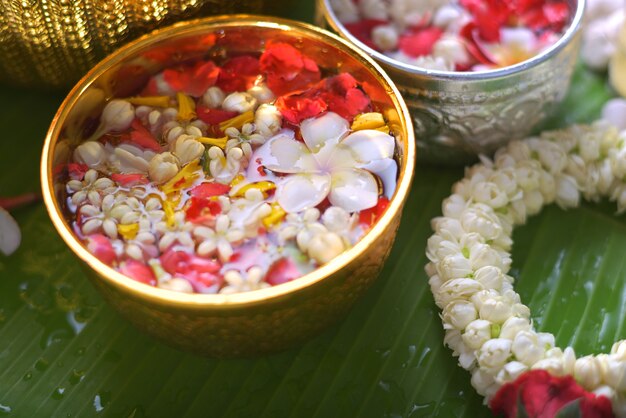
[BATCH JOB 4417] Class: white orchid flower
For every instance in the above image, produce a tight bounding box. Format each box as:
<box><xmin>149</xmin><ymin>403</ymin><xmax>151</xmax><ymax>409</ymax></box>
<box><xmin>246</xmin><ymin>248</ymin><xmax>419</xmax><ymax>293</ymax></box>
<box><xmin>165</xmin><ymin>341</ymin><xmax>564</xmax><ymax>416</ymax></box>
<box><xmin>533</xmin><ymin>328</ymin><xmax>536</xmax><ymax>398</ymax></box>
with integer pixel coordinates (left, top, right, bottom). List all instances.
<box><xmin>0</xmin><ymin>207</ymin><xmax>21</xmax><ymax>256</ymax></box>
<box><xmin>254</xmin><ymin>112</ymin><xmax>396</xmax><ymax>213</ymax></box>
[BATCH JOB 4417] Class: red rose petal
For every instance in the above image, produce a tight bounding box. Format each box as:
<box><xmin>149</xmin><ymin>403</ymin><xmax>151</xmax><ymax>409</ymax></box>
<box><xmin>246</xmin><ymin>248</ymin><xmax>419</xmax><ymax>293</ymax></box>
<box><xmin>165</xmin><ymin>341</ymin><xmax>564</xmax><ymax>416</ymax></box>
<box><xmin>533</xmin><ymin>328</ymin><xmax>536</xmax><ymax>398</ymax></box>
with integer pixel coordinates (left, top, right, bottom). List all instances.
<box><xmin>163</xmin><ymin>60</ymin><xmax>220</xmax><ymax>97</ymax></box>
<box><xmin>490</xmin><ymin>370</ymin><xmax>615</xmax><ymax>418</ymax></box>
<box><xmin>86</xmin><ymin>234</ymin><xmax>117</xmax><ymax>266</ymax></box>
<box><xmin>216</xmin><ymin>55</ymin><xmax>261</xmax><ymax>93</ymax></box>
<box><xmin>185</xmin><ymin>196</ymin><xmax>222</xmax><ymax>224</ymax></box>
<box><xmin>160</xmin><ymin>249</ymin><xmax>223</xmax><ymax>293</ymax></box>
<box><xmin>111</xmin><ymin>173</ymin><xmax>149</xmax><ymax>187</ymax></box>
<box><xmin>125</xmin><ymin>119</ymin><xmax>161</xmax><ymax>152</ymax></box>
<box><xmin>343</xmin><ymin>19</ymin><xmax>389</xmax><ymax>51</ymax></box>
<box><xmin>119</xmin><ymin>260</ymin><xmax>156</xmax><ymax>286</ymax></box>
<box><xmin>196</xmin><ymin>106</ymin><xmax>239</xmax><ymax>126</ymax></box>
<box><xmin>265</xmin><ymin>257</ymin><xmax>301</xmax><ymax>286</ymax></box>
<box><xmin>67</xmin><ymin>163</ymin><xmax>88</xmax><ymax>181</ymax></box>
<box><xmin>190</xmin><ymin>183</ymin><xmax>231</xmax><ymax>199</ymax></box>
<box><xmin>275</xmin><ymin>94</ymin><xmax>328</xmax><ymax>125</ymax></box>
<box><xmin>359</xmin><ymin>197</ymin><xmax>389</xmax><ymax>226</ymax></box>
<box><xmin>398</xmin><ymin>27</ymin><xmax>444</xmax><ymax>58</ymax></box>
<box><xmin>261</xmin><ymin>42</ymin><xmax>321</xmax><ymax>96</ymax></box>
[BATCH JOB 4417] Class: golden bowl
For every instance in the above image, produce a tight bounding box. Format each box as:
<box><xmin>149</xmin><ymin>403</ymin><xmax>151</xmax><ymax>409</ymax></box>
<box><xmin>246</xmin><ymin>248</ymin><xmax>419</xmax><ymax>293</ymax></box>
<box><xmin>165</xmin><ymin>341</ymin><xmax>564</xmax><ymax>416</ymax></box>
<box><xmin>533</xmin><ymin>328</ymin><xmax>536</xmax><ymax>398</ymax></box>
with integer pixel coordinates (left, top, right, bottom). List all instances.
<box><xmin>41</xmin><ymin>15</ymin><xmax>416</xmax><ymax>357</ymax></box>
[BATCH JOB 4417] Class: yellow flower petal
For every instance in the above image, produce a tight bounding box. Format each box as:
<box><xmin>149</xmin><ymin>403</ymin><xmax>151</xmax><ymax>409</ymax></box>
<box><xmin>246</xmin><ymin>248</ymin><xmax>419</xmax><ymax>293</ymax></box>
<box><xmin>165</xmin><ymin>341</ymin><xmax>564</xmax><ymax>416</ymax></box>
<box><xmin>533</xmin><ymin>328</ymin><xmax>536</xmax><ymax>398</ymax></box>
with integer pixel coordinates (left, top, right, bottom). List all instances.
<box><xmin>118</xmin><ymin>223</ymin><xmax>139</xmax><ymax>240</ymax></box>
<box><xmin>160</xmin><ymin>160</ymin><xmax>201</xmax><ymax>195</ymax></box>
<box><xmin>125</xmin><ymin>96</ymin><xmax>171</xmax><ymax>108</ymax></box>
<box><xmin>163</xmin><ymin>198</ymin><xmax>179</xmax><ymax>229</ymax></box>
<box><xmin>262</xmin><ymin>203</ymin><xmax>286</xmax><ymax>228</ymax></box>
<box><xmin>351</xmin><ymin>112</ymin><xmax>387</xmax><ymax>131</ymax></box>
<box><xmin>219</xmin><ymin>110</ymin><xmax>254</xmax><ymax>131</ymax></box>
<box><xmin>176</xmin><ymin>92</ymin><xmax>196</xmax><ymax>122</ymax></box>
<box><xmin>230</xmin><ymin>174</ymin><xmax>245</xmax><ymax>187</ymax></box>
<box><xmin>232</xmin><ymin>181</ymin><xmax>276</xmax><ymax>198</ymax></box>
<box><xmin>197</xmin><ymin>136</ymin><xmax>228</xmax><ymax>148</ymax></box>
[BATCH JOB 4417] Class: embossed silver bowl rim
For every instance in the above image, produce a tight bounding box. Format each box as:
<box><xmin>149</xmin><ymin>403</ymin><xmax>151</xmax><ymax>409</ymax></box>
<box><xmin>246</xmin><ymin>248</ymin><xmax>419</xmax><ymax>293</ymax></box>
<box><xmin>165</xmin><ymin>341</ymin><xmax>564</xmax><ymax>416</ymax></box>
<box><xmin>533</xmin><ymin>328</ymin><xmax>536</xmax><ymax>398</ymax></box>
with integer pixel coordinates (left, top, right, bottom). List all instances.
<box><xmin>318</xmin><ymin>0</ymin><xmax>585</xmax><ymax>81</ymax></box>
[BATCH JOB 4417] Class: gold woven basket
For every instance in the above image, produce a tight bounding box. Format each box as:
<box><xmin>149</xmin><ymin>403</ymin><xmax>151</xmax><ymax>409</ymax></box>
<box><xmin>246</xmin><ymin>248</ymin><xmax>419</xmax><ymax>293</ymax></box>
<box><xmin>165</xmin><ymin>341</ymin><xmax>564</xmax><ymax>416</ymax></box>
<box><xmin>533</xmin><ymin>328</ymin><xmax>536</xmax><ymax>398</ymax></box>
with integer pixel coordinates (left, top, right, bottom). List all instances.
<box><xmin>0</xmin><ymin>0</ymin><xmax>267</xmax><ymax>89</ymax></box>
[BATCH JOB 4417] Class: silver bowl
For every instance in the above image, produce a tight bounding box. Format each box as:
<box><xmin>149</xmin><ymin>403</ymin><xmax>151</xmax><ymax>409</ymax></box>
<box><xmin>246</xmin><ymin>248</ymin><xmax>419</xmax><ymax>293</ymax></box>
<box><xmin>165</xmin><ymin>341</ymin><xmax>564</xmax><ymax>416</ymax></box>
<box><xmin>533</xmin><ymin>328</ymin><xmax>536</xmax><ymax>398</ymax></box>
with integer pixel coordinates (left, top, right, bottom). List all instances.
<box><xmin>317</xmin><ymin>0</ymin><xmax>585</xmax><ymax>165</ymax></box>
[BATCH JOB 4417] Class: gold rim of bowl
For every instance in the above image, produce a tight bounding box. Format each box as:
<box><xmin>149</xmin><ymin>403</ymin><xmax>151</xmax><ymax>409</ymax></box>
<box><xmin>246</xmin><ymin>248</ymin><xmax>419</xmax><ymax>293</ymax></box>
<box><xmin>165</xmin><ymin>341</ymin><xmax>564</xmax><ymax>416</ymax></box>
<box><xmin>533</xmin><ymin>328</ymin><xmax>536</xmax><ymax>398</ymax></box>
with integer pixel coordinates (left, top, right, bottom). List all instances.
<box><xmin>40</xmin><ymin>14</ymin><xmax>417</xmax><ymax>309</ymax></box>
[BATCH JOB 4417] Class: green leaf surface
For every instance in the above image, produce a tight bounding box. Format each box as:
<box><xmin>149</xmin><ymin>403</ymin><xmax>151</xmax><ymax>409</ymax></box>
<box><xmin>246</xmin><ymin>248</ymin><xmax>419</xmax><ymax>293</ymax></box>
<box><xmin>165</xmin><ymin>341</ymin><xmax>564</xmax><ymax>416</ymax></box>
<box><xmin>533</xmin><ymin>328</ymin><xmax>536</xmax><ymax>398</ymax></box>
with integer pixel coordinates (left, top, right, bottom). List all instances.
<box><xmin>0</xmin><ymin>7</ymin><xmax>622</xmax><ymax>417</ymax></box>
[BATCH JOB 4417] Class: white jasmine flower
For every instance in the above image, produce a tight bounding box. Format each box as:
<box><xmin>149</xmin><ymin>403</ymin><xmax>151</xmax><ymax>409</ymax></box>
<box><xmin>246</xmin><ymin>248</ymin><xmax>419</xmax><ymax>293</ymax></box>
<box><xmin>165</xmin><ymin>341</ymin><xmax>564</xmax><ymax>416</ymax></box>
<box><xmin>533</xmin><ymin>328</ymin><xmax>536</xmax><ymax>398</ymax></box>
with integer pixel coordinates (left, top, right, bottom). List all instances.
<box><xmin>307</xmin><ymin>232</ymin><xmax>347</xmax><ymax>264</ymax></box>
<box><xmin>193</xmin><ymin>214</ymin><xmax>244</xmax><ymax>262</ymax></box>
<box><xmin>66</xmin><ymin>169</ymin><xmax>116</xmax><ymax>207</ymax></box>
<box><xmin>202</xmin><ymin>86</ymin><xmax>225</xmax><ymax>108</ymax></box>
<box><xmin>247</xmin><ymin>84</ymin><xmax>275</xmax><ymax>104</ymax></box>
<box><xmin>471</xmin><ymin>181</ymin><xmax>508</xmax><ymax>209</ymax></box>
<box><xmin>469</xmin><ymin>243</ymin><xmax>507</xmax><ymax>272</ymax></box>
<box><xmin>441</xmin><ymin>194</ymin><xmax>467</xmax><ymax>219</ymax></box>
<box><xmin>225</xmin><ymin>123</ymin><xmax>265</xmax><ymax>160</ymax></box>
<box><xmin>478</xmin><ymin>295</ymin><xmax>513</xmax><ymax>324</ymax></box>
<box><xmin>460</xmin><ymin>204</ymin><xmax>502</xmax><ymax>241</ymax></box>
<box><xmin>462</xmin><ymin>319</ymin><xmax>492</xmax><ymax>350</ymax></box>
<box><xmin>108</xmin><ymin>143</ymin><xmax>156</xmax><ymax>174</ymax></box>
<box><xmin>602</xmin><ymin>355</ymin><xmax>626</xmax><ymax>391</ymax></box>
<box><xmin>512</xmin><ymin>330</ymin><xmax>548</xmax><ymax>366</ymax></box>
<box><xmin>473</xmin><ymin>266</ymin><xmax>504</xmax><ymax>291</ymax></box>
<box><xmin>611</xmin><ymin>340</ymin><xmax>626</xmax><ymax>360</ymax></box>
<box><xmin>515</xmin><ymin>160</ymin><xmax>542</xmax><ymax>191</ymax></box>
<box><xmin>222</xmin><ymin>92</ymin><xmax>258</xmax><ymax>113</ymax></box>
<box><xmin>433</xmin><ymin>35</ymin><xmax>469</xmax><ymax>67</ymax></box>
<box><xmin>555</xmin><ymin>174</ymin><xmax>580</xmax><ymax>209</ymax></box>
<box><xmin>602</xmin><ymin>98</ymin><xmax>626</xmax><ymax>131</ymax></box>
<box><xmin>444</xmin><ymin>329</ymin><xmax>476</xmax><ymax>370</ymax></box>
<box><xmin>321</xmin><ymin>206</ymin><xmax>357</xmax><ymax>238</ymax></box>
<box><xmin>574</xmin><ymin>355</ymin><xmax>603</xmax><ymax>390</ymax></box>
<box><xmin>159</xmin><ymin>277</ymin><xmax>194</xmax><ymax>293</ymax></box>
<box><xmin>496</xmin><ymin>361</ymin><xmax>529</xmax><ymax>385</ymax></box>
<box><xmin>359</xmin><ymin>0</ymin><xmax>388</xmax><ymax>20</ymax></box>
<box><xmin>208</xmin><ymin>146</ymin><xmax>244</xmax><ymax>185</ymax></box>
<box><xmin>148</xmin><ymin>152</ymin><xmax>180</xmax><ymax>184</ymax></box>
<box><xmin>173</xmin><ymin>135</ymin><xmax>205</xmax><ymax>165</ymax></box>
<box><xmin>442</xmin><ymin>299</ymin><xmax>477</xmax><ymax>330</ymax></box>
<box><xmin>219</xmin><ymin>266</ymin><xmax>270</xmax><ymax>294</ymax></box>
<box><xmin>471</xmin><ymin>368</ymin><xmax>499</xmax><ymax>398</ymax></box>
<box><xmin>477</xmin><ymin>338</ymin><xmax>512</xmax><ymax>374</ymax></box>
<box><xmin>254</xmin><ymin>104</ymin><xmax>282</xmax><ymax>138</ymax></box>
<box><xmin>436</xmin><ymin>253</ymin><xmax>472</xmax><ymax>282</ymax></box>
<box><xmin>278</xmin><ymin>208</ymin><xmax>327</xmax><ymax>252</ymax></box>
<box><xmin>330</xmin><ymin>0</ymin><xmax>359</xmax><ymax>23</ymax></box>
<box><xmin>428</xmin><ymin>274</ymin><xmax>444</xmax><ymax>295</ymax></box>
<box><xmin>436</xmin><ymin>278</ymin><xmax>484</xmax><ymax>307</ymax></box>
<box><xmin>163</xmin><ymin>120</ymin><xmax>205</xmax><ymax>146</ymax></box>
<box><xmin>225</xmin><ymin>190</ymin><xmax>272</xmax><ymax>238</ymax></box>
<box><xmin>74</xmin><ymin>141</ymin><xmax>107</xmax><ymax>169</ymax></box>
<box><xmin>156</xmin><ymin>212</ymin><xmax>195</xmax><ymax>252</ymax></box>
<box><xmin>431</xmin><ymin>217</ymin><xmax>465</xmax><ymax>242</ymax></box>
<box><xmin>499</xmin><ymin>317</ymin><xmax>531</xmax><ymax>340</ymax></box>
<box><xmin>372</xmin><ymin>25</ymin><xmax>399</xmax><ymax>51</ymax></box>
<box><xmin>433</xmin><ymin>5</ymin><xmax>464</xmax><ymax>29</ymax></box>
<box><xmin>100</xmin><ymin>100</ymin><xmax>134</xmax><ymax>133</ymax></box>
<box><xmin>78</xmin><ymin>192</ymin><xmax>129</xmax><ymax>237</ymax></box>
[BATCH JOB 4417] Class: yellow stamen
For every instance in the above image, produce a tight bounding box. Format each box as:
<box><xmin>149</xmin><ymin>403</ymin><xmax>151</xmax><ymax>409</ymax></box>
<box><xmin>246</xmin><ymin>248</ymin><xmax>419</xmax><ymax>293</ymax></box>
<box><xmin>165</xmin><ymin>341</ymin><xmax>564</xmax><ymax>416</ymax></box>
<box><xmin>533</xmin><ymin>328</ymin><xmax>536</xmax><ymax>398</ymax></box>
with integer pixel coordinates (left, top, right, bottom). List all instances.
<box><xmin>125</xmin><ymin>96</ymin><xmax>171</xmax><ymax>108</ymax></box>
<box><xmin>219</xmin><ymin>110</ymin><xmax>254</xmax><ymax>131</ymax></box>
<box><xmin>232</xmin><ymin>181</ymin><xmax>276</xmax><ymax>198</ymax></box>
<box><xmin>351</xmin><ymin>112</ymin><xmax>387</xmax><ymax>131</ymax></box>
<box><xmin>197</xmin><ymin>136</ymin><xmax>228</xmax><ymax>148</ymax></box>
<box><xmin>374</xmin><ymin>125</ymin><xmax>390</xmax><ymax>134</ymax></box>
<box><xmin>163</xmin><ymin>198</ymin><xmax>179</xmax><ymax>228</ymax></box>
<box><xmin>118</xmin><ymin>223</ymin><xmax>139</xmax><ymax>240</ymax></box>
<box><xmin>262</xmin><ymin>203</ymin><xmax>286</xmax><ymax>228</ymax></box>
<box><xmin>230</xmin><ymin>174</ymin><xmax>245</xmax><ymax>187</ymax></box>
<box><xmin>176</xmin><ymin>92</ymin><xmax>196</xmax><ymax>122</ymax></box>
<box><xmin>160</xmin><ymin>160</ymin><xmax>201</xmax><ymax>195</ymax></box>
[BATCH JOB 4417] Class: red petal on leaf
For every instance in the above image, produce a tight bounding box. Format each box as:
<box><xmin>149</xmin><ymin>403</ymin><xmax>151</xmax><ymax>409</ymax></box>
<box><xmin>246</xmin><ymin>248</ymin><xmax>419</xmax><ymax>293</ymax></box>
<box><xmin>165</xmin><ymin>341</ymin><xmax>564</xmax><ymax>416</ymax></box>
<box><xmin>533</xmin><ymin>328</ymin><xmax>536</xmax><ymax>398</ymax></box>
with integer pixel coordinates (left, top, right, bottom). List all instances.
<box><xmin>490</xmin><ymin>370</ymin><xmax>615</xmax><ymax>418</ymax></box>
<box><xmin>119</xmin><ymin>260</ymin><xmax>156</xmax><ymax>286</ymax></box>
<box><xmin>126</xmin><ymin>119</ymin><xmax>161</xmax><ymax>152</ymax></box>
<box><xmin>67</xmin><ymin>163</ymin><xmax>88</xmax><ymax>181</ymax></box>
<box><xmin>86</xmin><ymin>234</ymin><xmax>117</xmax><ymax>266</ymax></box>
<box><xmin>111</xmin><ymin>173</ymin><xmax>149</xmax><ymax>187</ymax></box>
<box><xmin>265</xmin><ymin>257</ymin><xmax>301</xmax><ymax>286</ymax></box>
<box><xmin>163</xmin><ymin>60</ymin><xmax>220</xmax><ymax>97</ymax></box>
<box><xmin>359</xmin><ymin>197</ymin><xmax>389</xmax><ymax>226</ymax></box>
<box><xmin>261</xmin><ymin>42</ymin><xmax>321</xmax><ymax>96</ymax></box>
<box><xmin>190</xmin><ymin>183</ymin><xmax>231</xmax><ymax>199</ymax></box>
<box><xmin>216</xmin><ymin>55</ymin><xmax>261</xmax><ymax>93</ymax></box>
<box><xmin>398</xmin><ymin>27</ymin><xmax>444</xmax><ymax>58</ymax></box>
<box><xmin>343</xmin><ymin>19</ymin><xmax>389</xmax><ymax>51</ymax></box>
<box><xmin>196</xmin><ymin>106</ymin><xmax>239</xmax><ymax>125</ymax></box>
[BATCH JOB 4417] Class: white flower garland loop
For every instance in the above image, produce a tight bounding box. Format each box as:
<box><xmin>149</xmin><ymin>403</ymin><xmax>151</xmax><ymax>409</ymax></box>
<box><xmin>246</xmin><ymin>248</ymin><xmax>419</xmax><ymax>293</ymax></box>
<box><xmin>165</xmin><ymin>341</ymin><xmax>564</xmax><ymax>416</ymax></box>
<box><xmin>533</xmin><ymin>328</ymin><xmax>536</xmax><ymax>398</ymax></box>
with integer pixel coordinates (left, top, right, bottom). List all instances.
<box><xmin>425</xmin><ymin>121</ymin><xmax>626</xmax><ymax>415</ymax></box>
